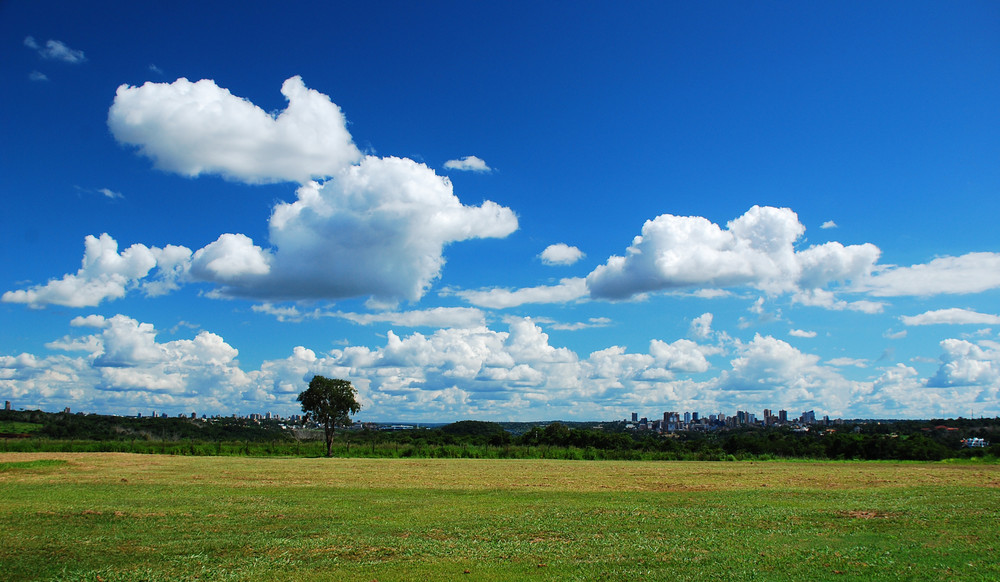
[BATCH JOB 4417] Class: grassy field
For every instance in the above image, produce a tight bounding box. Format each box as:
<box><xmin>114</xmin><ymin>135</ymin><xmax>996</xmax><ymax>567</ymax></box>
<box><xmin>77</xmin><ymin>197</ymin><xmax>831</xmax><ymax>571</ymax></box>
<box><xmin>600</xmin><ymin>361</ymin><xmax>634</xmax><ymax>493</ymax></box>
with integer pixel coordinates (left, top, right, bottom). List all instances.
<box><xmin>1</xmin><ymin>453</ymin><xmax>997</xmax><ymax>581</ymax></box>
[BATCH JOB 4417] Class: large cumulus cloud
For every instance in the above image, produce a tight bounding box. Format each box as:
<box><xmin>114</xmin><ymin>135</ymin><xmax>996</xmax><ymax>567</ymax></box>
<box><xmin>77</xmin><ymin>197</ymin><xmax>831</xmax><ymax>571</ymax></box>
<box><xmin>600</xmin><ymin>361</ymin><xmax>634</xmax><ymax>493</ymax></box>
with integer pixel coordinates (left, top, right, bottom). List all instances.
<box><xmin>184</xmin><ymin>156</ymin><xmax>518</xmax><ymax>301</ymax></box>
<box><xmin>108</xmin><ymin>76</ymin><xmax>361</xmax><ymax>184</ymax></box>
<box><xmin>586</xmin><ymin>206</ymin><xmax>880</xmax><ymax>300</ymax></box>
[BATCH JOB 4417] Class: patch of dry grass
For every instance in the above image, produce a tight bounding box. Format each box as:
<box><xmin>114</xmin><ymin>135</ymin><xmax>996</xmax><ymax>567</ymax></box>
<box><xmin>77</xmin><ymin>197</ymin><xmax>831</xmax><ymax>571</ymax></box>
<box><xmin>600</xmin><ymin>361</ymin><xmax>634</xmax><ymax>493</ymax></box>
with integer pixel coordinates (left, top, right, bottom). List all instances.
<box><xmin>2</xmin><ymin>452</ymin><xmax>996</xmax><ymax>491</ymax></box>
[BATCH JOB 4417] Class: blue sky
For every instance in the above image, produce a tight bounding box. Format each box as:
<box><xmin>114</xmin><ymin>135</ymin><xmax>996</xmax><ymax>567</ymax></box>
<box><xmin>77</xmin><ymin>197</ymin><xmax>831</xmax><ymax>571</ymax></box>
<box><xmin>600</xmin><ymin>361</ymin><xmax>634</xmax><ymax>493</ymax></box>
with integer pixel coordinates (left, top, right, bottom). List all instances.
<box><xmin>2</xmin><ymin>1</ymin><xmax>999</xmax><ymax>421</ymax></box>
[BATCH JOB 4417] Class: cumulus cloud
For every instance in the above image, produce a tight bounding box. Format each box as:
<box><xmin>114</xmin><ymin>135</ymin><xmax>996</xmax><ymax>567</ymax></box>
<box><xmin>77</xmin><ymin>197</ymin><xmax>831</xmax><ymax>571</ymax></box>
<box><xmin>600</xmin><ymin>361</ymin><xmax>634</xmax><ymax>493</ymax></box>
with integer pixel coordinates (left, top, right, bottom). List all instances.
<box><xmin>190</xmin><ymin>233</ymin><xmax>271</xmax><ymax>283</ymax></box>
<box><xmin>715</xmin><ymin>334</ymin><xmax>861</xmax><ymax>415</ymax></box>
<box><xmin>540</xmin><ymin>243</ymin><xmax>585</xmax><ymax>266</ymax></box>
<box><xmin>586</xmin><ymin>206</ymin><xmax>880</xmax><ymax>301</ymax></box>
<box><xmin>443</xmin><ymin>156</ymin><xmax>491</xmax><ymax>172</ymax></box>
<box><xmin>213</xmin><ymin>156</ymin><xmax>518</xmax><ymax>302</ymax></box>
<box><xmin>24</xmin><ymin>36</ymin><xmax>86</xmax><ymax>63</ymax></box>
<box><xmin>1</xmin><ymin>315</ymin><xmax>253</xmax><ymax>413</ymax></box>
<box><xmin>649</xmin><ymin>338</ymin><xmax>720</xmax><ymax>373</ymax></box>
<box><xmin>859</xmin><ymin>253</ymin><xmax>1000</xmax><ymax>297</ymax></box>
<box><xmin>455</xmin><ymin>278</ymin><xmax>587</xmax><ymax>309</ymax></box>
<box><xmin>901</xmin><ymin>308</ymin><xmax>1000</xmax><ymax>326</ymax></box>
<box><xmin>108</xmin><ymin>76</ymin><xmax>361</xmax><ymax>184</ymax></box>
<box><xmin>927</xmin><ymin>339</ymin><xmax>1000</xmax><ymax>388</ymax></box>
<box><xmin>820</xmin><ymin>220</ymin><xmax>837</xmax><ymax>229</ymax></box>
<box><xmin>4</xmin><ymin>314</ymin><xmax>999</xmax><ymax>419</ymax></box>
<box><xmin>1</xmin><ymin>234</ymin><xmax>191</xmax><ymax>308</ymax></box>
<box><xmin>689</xmin><ymin>313</ymin><xmax>714</xmax><ymax>340</ymax></box>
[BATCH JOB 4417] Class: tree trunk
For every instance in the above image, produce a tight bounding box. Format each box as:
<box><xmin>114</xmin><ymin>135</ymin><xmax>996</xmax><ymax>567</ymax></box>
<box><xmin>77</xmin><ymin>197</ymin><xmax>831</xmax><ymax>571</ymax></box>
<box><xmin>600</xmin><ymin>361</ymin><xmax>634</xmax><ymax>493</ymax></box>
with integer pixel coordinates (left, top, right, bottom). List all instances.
<box><xmin>325</xmin><ymin>423</ymin><xmax>334</xmax><ymax>457</ymax></box>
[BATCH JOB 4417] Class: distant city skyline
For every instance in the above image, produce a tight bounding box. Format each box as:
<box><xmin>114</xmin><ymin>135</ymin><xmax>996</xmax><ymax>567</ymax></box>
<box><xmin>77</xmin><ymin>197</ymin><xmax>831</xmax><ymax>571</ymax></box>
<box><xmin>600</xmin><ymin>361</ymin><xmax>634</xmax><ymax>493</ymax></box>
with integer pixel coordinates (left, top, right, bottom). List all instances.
<box><xmin>3</xmin><ymin>2</ymin><xmax>1000</xmax><ymax>421</ymax></box>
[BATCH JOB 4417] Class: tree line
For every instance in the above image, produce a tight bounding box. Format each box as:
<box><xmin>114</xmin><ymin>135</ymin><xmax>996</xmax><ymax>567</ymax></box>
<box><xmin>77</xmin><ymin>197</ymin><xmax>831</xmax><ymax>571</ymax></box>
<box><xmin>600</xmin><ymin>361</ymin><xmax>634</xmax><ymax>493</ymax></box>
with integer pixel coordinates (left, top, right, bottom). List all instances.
<box><xmin>4</xmin><ymin>409</ymin><xmax>997</xmax><ymax>461</ymax></box>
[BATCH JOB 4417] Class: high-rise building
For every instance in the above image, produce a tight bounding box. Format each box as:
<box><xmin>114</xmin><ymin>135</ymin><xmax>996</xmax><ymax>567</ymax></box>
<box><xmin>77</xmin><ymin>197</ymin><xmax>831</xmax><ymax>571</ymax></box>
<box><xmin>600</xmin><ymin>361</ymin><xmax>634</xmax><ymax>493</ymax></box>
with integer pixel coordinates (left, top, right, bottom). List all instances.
<box><xmin>778</xmin><ymin>409</ymin><xmax>788</xmax><ymax>423</ymax></box>
<box><xmin>763</xmin><ymin>409</ymin><xmax>771</xmax><ymax>425</ymax></box>
<box><xmin>631</xmin><ymin>412</ymin><xmax>638</xmax><ymax>422</ymax></box>
<box><xmin>4</xmin><ymin>400</ymin><xmax>11</xmax><ymax>411</ymax></box>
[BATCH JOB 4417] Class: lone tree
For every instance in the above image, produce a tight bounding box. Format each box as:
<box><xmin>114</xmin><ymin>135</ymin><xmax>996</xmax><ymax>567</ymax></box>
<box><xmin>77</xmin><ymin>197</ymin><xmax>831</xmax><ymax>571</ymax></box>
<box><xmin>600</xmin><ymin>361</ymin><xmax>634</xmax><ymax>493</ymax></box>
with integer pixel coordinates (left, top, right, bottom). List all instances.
<box><xmin>297</xmin><ymin>376</ymin><xmax>361</xmax><ymax>457</ymax></box>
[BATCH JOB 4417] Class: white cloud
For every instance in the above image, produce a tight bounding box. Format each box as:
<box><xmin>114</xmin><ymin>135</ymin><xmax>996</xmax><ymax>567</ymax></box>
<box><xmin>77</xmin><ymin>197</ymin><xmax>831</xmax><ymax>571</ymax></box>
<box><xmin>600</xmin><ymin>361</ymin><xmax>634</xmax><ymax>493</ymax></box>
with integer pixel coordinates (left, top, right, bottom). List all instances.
<box><xmin>190</xmin><ymin>233</ymin><xmax>271</xmax><ymax>283</ymax></box>
<box><xmin>927</xmin><ymin>339</ymin><xmax>1000</xmax><ymax>388</ymax></box>
<box><xmin>71</xmin><ymin>314</ymin><xmax>108</xmax><ymax>328</ymax></box>
<box><xmin>859</xmin><ymin>252</ymin><xmax>1000</xmax><ymax>297</ymax></box>
<box><xmin>540</xmin><ymin>243</ymin><xmax>585</xmax><ymax>266</ymax></box>
<box><xmin>820</xmin><ymin>220</ymin><xmax>837</xmax><ymax>229</ymax></box>
<box><xmin>789</xmin><ymin>329</ymin><xmax>817</xmax><ymax>338</ymax></box>
<box><xmin>4</xmin><ymin>315</ymin><xmax>1000</xmax><ymax>420</ymax></box>
<box><xmin>827</xmin><ymin>357</ymin><xmax>868</xmax><ymax>368</ymax></box>
<box><xmin>689</xmin><ymin>289</ymin><xmax>732</xmax><ymax>299</ymax></box>
<box><xmin>29</xmin><ymin>71</ymin><xmax>48</xmax><ymax>82</ymax></box>
<box><xmin>586</xmin><ymin>206</ymin><xmax>880</xmax><ymax>301</ymax></box>
<box><xmin>689</xmin><ymin>312</ymin><xmax>713</xmax><ymax>340</ymax></box>
<box><xmin>24</xmin><ymin>36</ymin><xmax>86</xmax><ymax>63</ymax></box>
<box><xmin>716</xmin><ymin>334</ymin><xmax>859</xmax><ymax>415</ymax></box>
<box><xmin>1</xmin><ymin>315</ymin><xmax>252</xmax><ymax>412</ymax></box>
<box><xmin>455</xmin><ymin>278</ymin><xmax>587</xmax><ymax>309</ymax></box>
<box><xmin>227</xmin><ymin>156</ymin><xmax>518</xmax><ymax>302</ymax></box>
<box><xmin>252</xmin><ymin>303</ymin><xmax>488</xmax><ymax>328</ymax></box>
<box><xmin>537</xmin><ymin>317</ymin><xmax>612</xmax><ymax>331</ymax></box>
<box><xmin>108</xmin><ymin>76</ymin><xmax>361</xmax><ymax>184</ymax></box>
<box><xmin>330</xmin><ymin>307</ymin><xmax>486</xmax><ymax>329</ymax></box>
<box><xmin>443</xmin><ymin>156</ymin><xmax>491</xmax><ymax>172</ymax></box>
<box><xmin>251</xmin><ymin>303</ymin><xmax>308</xmax><ymax>323</ymax></box>
<box><xmin>649</xmin><ymin>338</ymin><xmax>720</xmax><ymax>373</ymax></box>
<box><xmin>1</xmin><ymin>234</ymin><xmax>182</xmax><ymax>308</ymax></box>
<box><xmin>901</xmin><ymin>308</ymin><xmax>1000</xmax><ymax>326</ymax></box>
<box><xmin>792</xmin><ymin>289</ymin><xmax>885</xmax><ymax>313</ymax></box>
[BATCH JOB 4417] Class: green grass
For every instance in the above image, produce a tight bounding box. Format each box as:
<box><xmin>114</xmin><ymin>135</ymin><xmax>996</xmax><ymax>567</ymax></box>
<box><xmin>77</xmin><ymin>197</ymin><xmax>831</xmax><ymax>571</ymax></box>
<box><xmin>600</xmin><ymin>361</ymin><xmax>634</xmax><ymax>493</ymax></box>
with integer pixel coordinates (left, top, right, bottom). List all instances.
<box><xmin>1</xmin><ymin>454</ymin><xmax>997</xmax><ymax>581</ymax></box>
<box><xmin>0</xmin><ymin>459</ymin><xmax>67</xmax><ymax>471</ymax></box>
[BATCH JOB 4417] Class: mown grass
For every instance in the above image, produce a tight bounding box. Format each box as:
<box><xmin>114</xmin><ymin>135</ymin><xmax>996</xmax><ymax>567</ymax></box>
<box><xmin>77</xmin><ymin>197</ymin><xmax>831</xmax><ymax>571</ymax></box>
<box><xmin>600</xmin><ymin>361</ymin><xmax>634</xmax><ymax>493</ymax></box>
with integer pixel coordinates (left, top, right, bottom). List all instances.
<box><xmin>1</xmin><ymin>453</ymin><xmax>997</xmax><ymax>581</ymax></box>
